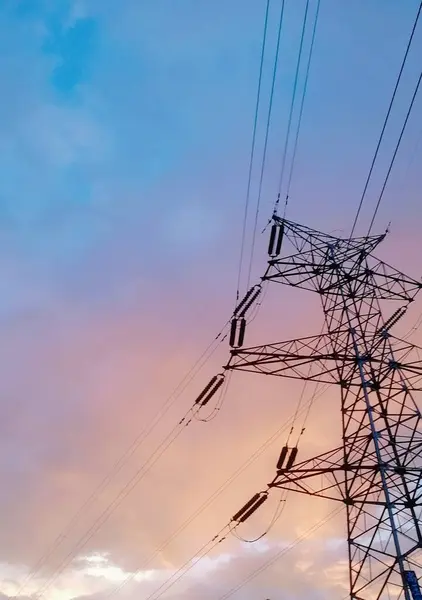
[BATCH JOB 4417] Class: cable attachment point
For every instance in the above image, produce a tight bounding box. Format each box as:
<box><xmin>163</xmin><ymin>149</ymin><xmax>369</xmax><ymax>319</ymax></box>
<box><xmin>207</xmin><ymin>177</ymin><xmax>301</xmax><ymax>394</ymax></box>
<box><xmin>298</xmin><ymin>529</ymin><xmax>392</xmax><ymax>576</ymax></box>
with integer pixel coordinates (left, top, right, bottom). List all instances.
<box><xmin>231</xmin><ymin>492</ymin><xmax>268</xmax><ymax>524</ymax></box>
<box><xmin>276</xmin><ymin>445</ymin><xmax>298</xmax><ymax>472</ymax></box>
<box><xmin>273</xmin><ymin>192</ymin><xmax>281</xmax><ymax>217</ymax></box>
<box><xmin>230</xmin><ymin>285</ymin><xmax>262</xmax><ymax>349</ymax></box>
<box><xmin>229</xmin><ymin>317</ymin><xmax>246</xmax><ymax>348</ymax></box>
<box><xmin>194</xmin><ymin>374</ymin><xmax>225</xmax><ymax>407</ymax></box>
<box><xmin>268</xmin><ymin>221</ymin><xmax>285</xmax><ymax>257</ymax></box>
<box><xmin>234</xmin><ymin>285</ymin><xmax>262</xmax><ymax>318</ymax></box>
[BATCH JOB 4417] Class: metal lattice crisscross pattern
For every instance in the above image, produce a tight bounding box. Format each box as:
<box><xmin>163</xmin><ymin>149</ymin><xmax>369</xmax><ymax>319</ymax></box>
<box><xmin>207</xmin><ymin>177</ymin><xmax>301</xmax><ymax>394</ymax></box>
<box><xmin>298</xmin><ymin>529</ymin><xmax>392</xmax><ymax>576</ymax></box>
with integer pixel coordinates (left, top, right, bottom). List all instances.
<box><xmin>227</xmin><ymin>218</ymin><xmax>422</xmax><ymax>600</ymax></box>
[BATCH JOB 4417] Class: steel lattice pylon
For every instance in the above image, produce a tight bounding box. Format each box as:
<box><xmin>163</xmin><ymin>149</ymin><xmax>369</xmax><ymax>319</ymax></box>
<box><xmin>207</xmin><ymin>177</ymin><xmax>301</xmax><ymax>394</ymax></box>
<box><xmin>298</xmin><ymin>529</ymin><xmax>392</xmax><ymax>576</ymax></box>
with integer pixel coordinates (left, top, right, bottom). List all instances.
<box><xmin>227</xmin><ymin>217</ymin><xmax>422</xmax><ymax>600</ymax></box>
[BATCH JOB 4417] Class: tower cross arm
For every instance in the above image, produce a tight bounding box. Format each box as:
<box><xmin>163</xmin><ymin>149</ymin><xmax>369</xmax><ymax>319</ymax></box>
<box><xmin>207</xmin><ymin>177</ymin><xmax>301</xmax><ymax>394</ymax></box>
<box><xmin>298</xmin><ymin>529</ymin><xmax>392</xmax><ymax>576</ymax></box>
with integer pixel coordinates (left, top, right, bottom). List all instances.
<box><xmin>367</xmin><ymin>258</ymin><xmax>422</xmax><ymax>302</ymax></box>
<box><xmin>265</xmin><ymin>219</ymin><xmax>422</xmax><ymax>302</ymax></box>
<box><xmin>227</xmin><ymin>332</ymin><xmax>422</xmax><ymax>390</ymax></box>
<box><xmin>227</xmin><ymin>331</ymin><xmax>346</xmax><ymax>385</ymax></box>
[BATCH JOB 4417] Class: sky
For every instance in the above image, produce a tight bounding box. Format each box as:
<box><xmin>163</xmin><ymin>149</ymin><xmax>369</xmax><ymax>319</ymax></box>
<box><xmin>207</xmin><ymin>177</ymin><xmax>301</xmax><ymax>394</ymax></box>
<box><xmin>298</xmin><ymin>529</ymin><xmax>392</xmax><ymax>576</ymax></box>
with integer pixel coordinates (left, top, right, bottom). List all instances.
<box><xmin>0</xmin><ymin>0</ymin><xmax>422</xmax><ymax>599</ymax></box>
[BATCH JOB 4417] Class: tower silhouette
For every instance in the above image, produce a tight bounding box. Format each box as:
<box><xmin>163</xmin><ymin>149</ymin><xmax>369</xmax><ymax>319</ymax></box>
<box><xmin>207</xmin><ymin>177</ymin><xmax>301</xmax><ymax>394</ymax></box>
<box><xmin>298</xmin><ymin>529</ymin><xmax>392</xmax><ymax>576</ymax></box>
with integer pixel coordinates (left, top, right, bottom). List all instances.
<box><xmin>226</xmin><ymin>217</ymin><xmax>422</xmax><ymax>600</ymax></box>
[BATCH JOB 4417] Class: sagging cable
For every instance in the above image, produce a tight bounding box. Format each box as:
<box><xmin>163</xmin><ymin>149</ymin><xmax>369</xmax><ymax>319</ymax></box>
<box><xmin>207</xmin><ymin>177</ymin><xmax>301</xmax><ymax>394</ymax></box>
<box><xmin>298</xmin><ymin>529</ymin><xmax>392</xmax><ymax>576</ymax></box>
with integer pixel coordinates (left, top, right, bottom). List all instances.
<box><xmin>194</xmin><ymin>371</ymin><xmax>232</xmax><ymax>422</ymax></box>
<box><xmin>230</xmin><ymin>490</ymin><xmax>286</xmax><ymax>544</ymax></box>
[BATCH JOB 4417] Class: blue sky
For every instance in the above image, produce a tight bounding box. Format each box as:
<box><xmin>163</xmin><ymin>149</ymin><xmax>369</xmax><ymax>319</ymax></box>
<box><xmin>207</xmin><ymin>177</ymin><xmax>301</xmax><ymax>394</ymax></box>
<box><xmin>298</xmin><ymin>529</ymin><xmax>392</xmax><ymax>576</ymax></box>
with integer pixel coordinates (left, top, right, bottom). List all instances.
<box><xmin>1</xmin><ymin>1</ymin><xmax>421</xmax><ymax>281</ymax></box>
<box><xmin>0</xmin><ymin>1</ymin><xmax>421</xmax><ymax>599</ymax></box>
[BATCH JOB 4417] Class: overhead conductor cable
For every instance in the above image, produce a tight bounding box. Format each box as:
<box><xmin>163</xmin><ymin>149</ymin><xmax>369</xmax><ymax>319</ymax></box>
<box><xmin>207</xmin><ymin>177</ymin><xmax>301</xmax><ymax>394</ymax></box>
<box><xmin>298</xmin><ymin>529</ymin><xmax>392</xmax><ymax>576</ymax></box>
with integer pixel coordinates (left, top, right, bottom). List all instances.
<box><xmin>236</xmin><ymin>0</ymin><xmax>271</xmax><ymax>302</ymax></box>
<box><xmin>275</xmin><ymin>0</ymin><xmax>311</xmax><ymax>216</ymax></box>
<box><xmin>246</xmin><ymin>0</ymin><xmax>286</xmax><ymax>289</ymax></box>
<box><xmin>350</xmin><ymin>0</ymin><xmax>422</xmax><ymax>237</ymax></box>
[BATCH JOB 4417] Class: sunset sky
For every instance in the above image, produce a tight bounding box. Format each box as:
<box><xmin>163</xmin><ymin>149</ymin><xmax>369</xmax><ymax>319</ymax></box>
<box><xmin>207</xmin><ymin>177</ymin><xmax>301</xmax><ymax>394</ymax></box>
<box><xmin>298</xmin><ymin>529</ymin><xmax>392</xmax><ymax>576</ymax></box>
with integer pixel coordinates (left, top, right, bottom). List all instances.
<box><xmin>1</xmin><ymin>1</ymin><xmax>422</xmax><ymax>599</ymax></box>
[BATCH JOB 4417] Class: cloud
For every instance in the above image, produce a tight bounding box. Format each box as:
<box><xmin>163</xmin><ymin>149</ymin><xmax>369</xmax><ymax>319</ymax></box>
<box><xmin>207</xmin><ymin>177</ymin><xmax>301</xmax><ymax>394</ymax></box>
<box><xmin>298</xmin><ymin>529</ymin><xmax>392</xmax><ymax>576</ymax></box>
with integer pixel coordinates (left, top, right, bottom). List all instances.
<box><xmin>1</xmin><ymin>2</ymin><xmax>422</xmax><ymax>600</ymax></box>
<box><xmin>0</xmin><ymin>285</ymin><xmax>336</xmax><ymax>574</ymax></box>
<box><xmin>52</xmin><ymin>528</ymin><xmax>348</xmax><ymax>600</ymax></box>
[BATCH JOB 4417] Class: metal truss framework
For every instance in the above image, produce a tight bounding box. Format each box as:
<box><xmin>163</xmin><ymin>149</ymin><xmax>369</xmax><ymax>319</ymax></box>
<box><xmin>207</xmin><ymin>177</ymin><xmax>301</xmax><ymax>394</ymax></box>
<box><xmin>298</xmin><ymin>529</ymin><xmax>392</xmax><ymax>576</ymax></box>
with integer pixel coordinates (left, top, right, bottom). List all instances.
<box><xmin>227</xmin><ymin>218</ymin><xmax>422</xmax><ymax>600</ymax></box>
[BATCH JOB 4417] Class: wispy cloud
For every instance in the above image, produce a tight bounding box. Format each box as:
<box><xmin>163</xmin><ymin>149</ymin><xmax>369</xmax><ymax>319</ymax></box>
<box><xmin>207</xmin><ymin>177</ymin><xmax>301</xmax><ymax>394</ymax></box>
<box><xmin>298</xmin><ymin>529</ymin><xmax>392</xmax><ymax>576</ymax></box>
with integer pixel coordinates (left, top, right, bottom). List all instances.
<box><xmin>0</xmin><ymin>1</ymin><xmax>421</xmax><ymax>599</ymax></box>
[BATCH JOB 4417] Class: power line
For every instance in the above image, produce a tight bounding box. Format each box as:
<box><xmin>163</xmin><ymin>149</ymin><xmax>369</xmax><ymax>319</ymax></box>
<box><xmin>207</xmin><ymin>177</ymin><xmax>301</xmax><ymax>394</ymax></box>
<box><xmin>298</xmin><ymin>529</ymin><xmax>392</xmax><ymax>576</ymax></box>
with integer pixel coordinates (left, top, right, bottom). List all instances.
<box><xmin>15</xmin><ymin>324</ymin><xmax>229</xmax><ymax>596</ymax></box>
<box><xmin>246</xmin><ymin>0</ymin><xmax>286</xmax><ymax>290</ymax></box>
<box><xmin>403</xmin><ymin>310</ymin><xmax>422</xmax><ymax>340</ymax></box>
<box><xmin>236</xmin><ymin>0</ymin><xmax>271</xmax><ymax>302</ymax></box>
<box><xmin>117</xmin><ymin>347</ymin><xmax>330</xmax><ymax>599</ymax></box>
<box><xmin>350</xmin><ymin>0</ymin><xmax>422</xmax><ymax>237</ymax></box>
<box><xmin>275</xmin><ymin>0</ymin><xmax>311</xmax><ymax>215</ymax></box>
<box><xmin>227</xmin><ymin>218</ymin><xmax>422</xmax><ymax>598</ymax></box>
<box><xmin>21</xmin><ymin>269</ymin><xmax>267</xmax><ymax>596</ymax></box>
<box><xmin>104</xmin><ymin>384</ymin><xmax>329</xmax><ymax>599</ymax></box>
<box><xmin>146</xmin><ymin>506</ymin><xmax>340</xmax><ymax>600</ymax></box>
<box><xmin>286</xmin><ymin>321</ymin><xmax>325</xmax><ymax>445</ymax></box>
<box><xmin>136</xmin><ymin>6</ymin><xmax>422</xmax><ymax>597</ymax></box>
<box><xmin>231</xmin><ymin>491</ymin><xmax>287</xmax><ymax>544</ymax></box>
<box><xmin>20</xmin><ymin>6</ymin><xmax>422</xmax><ymax>600</ymax></box>
<box><xmin>367</xmin><ymin>69</ymin><xmax>422</xmax><ymax>235</ymax></box>
<box><xmin>284</xmin><ymin>0</ymin><xmax>321</xmax><ymax>213</ymax></box>
<box><xmin>144</xmin><ymin>526</ymin><xmax>229</xmax><ymax>600</ymax></box>
<box><xmin>29</xmin><ymin>268</ymin><xmax>268</xmax><ymax>598</ymax></box>
<box><xmin>217</xmin><ymin>507</ymin><xmax>342</xmax><ymax>600</ymax></box>
<box><xmin>24</xmin><ymin>360</ymin><xmax>235</xmax><ymax>598</ymax></box>
<box><xmin>34</xmin><ymin>409</ymin><xmax>198</xmax><ymax>598</ymax></box>
<box><xmin>136</xmin><ymin>386</ymin><xmax>330</xmax><ymax>599</ymax></box>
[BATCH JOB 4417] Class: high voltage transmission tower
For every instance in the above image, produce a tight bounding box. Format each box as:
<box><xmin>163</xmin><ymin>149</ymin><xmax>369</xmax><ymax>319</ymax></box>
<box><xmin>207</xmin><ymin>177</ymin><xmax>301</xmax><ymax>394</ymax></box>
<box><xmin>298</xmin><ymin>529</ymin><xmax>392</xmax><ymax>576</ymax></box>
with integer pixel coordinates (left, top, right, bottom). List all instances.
<box><xmin>205</xmin><ymin>216</ymin><xmax>422</xmax><ymax>600</ymax></box>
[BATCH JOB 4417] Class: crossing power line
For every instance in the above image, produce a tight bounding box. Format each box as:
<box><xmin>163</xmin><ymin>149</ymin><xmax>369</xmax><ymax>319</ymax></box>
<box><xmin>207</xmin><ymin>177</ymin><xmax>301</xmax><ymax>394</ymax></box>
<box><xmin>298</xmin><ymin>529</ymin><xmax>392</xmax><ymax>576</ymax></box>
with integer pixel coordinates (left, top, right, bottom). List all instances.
<box><xmin>17</xmin><ymin>3</ymin><xmax>422</xmax><ymax>600</ymax></box>
<box><xmin>139</xmin><ymin>4</ymin><xmax>422</xmax><ymax>598</ymax></box>
<box><xmin>16</xmin><ymin>323</ymin><xmax>231</xmax><ymax>596</ymax></box>
<box><xmin>350</xmin><ymin>1</ymin><xmax>422</xmax><ymax>237</ymax></box>
<box><xmin>103</xmin><ymin>384</ymin><xmax>329</xmax><ymax>600</ymax></box>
